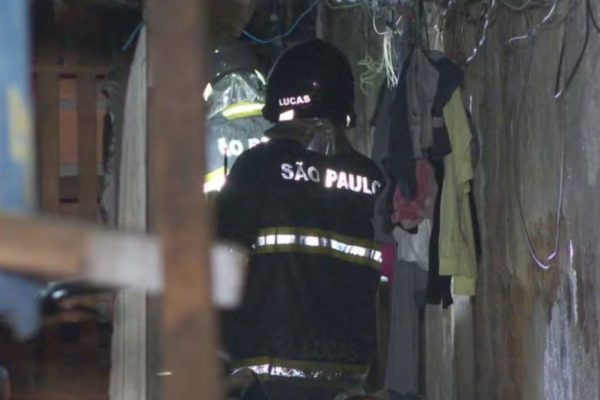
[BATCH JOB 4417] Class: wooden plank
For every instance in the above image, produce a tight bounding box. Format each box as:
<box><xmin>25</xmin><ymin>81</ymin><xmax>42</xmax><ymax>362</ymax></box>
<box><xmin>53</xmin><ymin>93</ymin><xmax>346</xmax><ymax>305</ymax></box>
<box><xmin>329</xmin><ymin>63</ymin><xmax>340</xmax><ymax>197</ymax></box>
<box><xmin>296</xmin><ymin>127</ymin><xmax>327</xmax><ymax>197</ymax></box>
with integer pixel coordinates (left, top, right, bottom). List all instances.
<box><xmin>207</xmin><ymin>0</ymin><xmax>257</xmax><ymax>48</ymax></box>
<box><xmin>34</xmin><ymin>64</ymin><xmax>110</xmax><ymax>76</ymax></box>
<box><xmin>35</xmin><ymin>72</ymin><xmax>60</xmax><ymax>213</ymax></box>
<box><xmin>77</xmin><ymin>74</ymin><xmax>98</xmax><ymax>220</ymax></box>
<box><xmin>146</xmin><ymin>87</ymin><xmax>164</xmax><ymax>400</ymax></box>
<box><xmin>147</xmin><ymin>1</ymin><xmax>221</xmax><ymax>399</ymax></box>
<box><xmin>0</xmin><ymin>213</ymin><xmax>162</xmax><ymax>292</ymax></box>
<box><xmin>59</xmin><ymin>175</ymin><xmax>103</xmax><ymax>202</ymax></box>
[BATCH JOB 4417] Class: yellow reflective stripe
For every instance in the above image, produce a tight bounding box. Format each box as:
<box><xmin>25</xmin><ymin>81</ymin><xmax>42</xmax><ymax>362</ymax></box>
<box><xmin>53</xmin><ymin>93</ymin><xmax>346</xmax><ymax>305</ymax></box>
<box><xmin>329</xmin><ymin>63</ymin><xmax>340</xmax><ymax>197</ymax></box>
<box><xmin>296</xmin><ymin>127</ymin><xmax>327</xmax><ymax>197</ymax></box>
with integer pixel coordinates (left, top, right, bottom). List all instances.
<box><xmin>221</xmin><ymin>102</ymin><xmax>265</xmax><ymax>120</ymax></box>
<box><xmin>231</xmin><ymin>357</ymin><xmax>368</xmax><ymax>382</ymax></box>
<box><xmin>254</xmin><ymin>227</ymin><xmax>382</xmax><ymax>269</ymax></box>
<box><xmin>204</xmin><ymin>167</ymin><xmax>225</xmax><ymax>193</ymax></box>
<box><xmin>206</xmin><ymin>167</ymin><xmax>225</xmax><ymax>182</ymax></box>
<box><xmin>255</xmin><ymin>245</ymin><xmax>381</xmax><ymax>269</ymax></box>
<box><xmin>257</xmin><ymin>227</ymin><xmax>378</xmax><ymax>251</ymax></box>
<box><xmin>256</xmin><ymin>236</ymin><xmax>381</xmax><ymax>262</ymax></box>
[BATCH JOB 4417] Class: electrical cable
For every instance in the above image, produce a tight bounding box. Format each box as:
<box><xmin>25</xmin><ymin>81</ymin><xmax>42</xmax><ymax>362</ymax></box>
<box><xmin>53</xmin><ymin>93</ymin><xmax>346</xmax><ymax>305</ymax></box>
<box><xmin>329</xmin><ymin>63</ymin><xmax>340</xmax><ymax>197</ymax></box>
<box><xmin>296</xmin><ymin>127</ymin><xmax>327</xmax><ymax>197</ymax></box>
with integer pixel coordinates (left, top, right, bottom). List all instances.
<box><xmin>506</xmin><ymin>0</ymin><xmax>595</xmax><ymax>268</ymax></box>
<box><xmin>122</xmin><ymin>21</ymin><xmax>144</xmax><ymax>52</ymax></box>
<box><xmin>505</xmin><ymin>0</ymin><xmax>559</xmax><ymax>46</ymax></box>
<box><xmin>373</xmin><ymin>13</ymin><xmax>391</xmax><ymax>35</ymax></box>
<box><xmin>538</xmin><ymin>0</ymin><xmax>581</xmax><ymax>31</ymax></box>
<box><xmin>554</xmin><ymin>0</ymin><xmax>590</xmax><ymax>98</ymax></box>
<box><xmin>370</xmin><ymin>4</ymin><xmax>405</xmax><ymax>86</ymax></box>
<box><xmin>325</xmin><ymin>0</ymin><xmax>366</xmax><ymax>9</ymax></box>
<box><xmin>358</xmin><ymin>55</ymin><xmax>385</xmax><ymax>94</ymax></box>
<box><xmin>587</xmin><ymin>0</ymin><xmax>600</xmax><ymax>32</ymax></box>
<box><xmin>441</xmin><ymin>0</ymin><xmax>459</xmax><ymax>18</ymax></box>
<box><xmin>372</xmin><ymin>7</ymin><xmax>403</xmax><ymax>35</ymax></box>
<box><xmin>383</xmin><ymin>31</ymin><xmax>401</xmax><ymax>86</ymax></box>
<box><xmin>466</xmin><ymin>0</ymin><xmax>498</xmax><ymax>64</ymax></box>
<box><xmin>498</xmin><ymin>0</ymin><xmax>535</xmax><ymax>12</ymax></box>
<box><xmin>242</xmin><ymin>0</ymin><xmax>320</xmax><ymax>44</ymax></box>
<box><xmin>509</xmin><ymin>33</ymin><xmax>565</xmax><ymax>270</ymax></box>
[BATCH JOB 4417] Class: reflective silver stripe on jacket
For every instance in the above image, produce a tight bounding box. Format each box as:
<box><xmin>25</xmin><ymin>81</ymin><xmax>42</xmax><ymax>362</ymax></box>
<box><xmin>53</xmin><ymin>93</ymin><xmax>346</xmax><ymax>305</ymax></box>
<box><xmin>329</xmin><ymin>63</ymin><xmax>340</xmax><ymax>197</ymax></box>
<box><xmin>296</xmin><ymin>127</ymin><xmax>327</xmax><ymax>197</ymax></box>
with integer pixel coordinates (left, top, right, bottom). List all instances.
<box><xmin>254</xmin><ymin>232</ymin><xmax>382</xmax><ymax>265</ymax></box>
<box><xmin>231</xmin><ymin>358</ymin><xmax>368</xmax><ymax>383</ymax></box>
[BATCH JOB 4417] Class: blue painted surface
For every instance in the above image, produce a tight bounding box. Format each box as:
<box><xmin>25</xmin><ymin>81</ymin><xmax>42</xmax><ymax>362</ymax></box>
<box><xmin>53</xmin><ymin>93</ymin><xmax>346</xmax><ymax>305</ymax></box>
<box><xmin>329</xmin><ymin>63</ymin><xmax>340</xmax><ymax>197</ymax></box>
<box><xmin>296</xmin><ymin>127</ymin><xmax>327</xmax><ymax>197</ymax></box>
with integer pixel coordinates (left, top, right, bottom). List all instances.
<box><xmin>0</xmin><ymin>0</ymin><xmax>35</xmax><ymax>213</ymax></box>
<box><xmin>0</xmin><ymin>1</ymin><xmax>41</xmax><ymax>341</ymax></box>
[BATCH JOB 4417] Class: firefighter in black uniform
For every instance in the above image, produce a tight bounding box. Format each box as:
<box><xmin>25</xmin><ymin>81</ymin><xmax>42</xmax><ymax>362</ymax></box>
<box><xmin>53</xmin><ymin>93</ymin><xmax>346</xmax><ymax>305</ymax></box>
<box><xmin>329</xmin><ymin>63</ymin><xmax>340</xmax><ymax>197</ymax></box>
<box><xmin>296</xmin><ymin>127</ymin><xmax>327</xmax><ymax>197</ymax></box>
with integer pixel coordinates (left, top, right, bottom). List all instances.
<box><xmin>217</xmin><ymin>39</ymin><xmax>384</xmax><ymax>400</ymax></box>
<box><xmin>204</xmin><ymin>41</ymin><xmax>271</xmax><ymax>193</ymax></box>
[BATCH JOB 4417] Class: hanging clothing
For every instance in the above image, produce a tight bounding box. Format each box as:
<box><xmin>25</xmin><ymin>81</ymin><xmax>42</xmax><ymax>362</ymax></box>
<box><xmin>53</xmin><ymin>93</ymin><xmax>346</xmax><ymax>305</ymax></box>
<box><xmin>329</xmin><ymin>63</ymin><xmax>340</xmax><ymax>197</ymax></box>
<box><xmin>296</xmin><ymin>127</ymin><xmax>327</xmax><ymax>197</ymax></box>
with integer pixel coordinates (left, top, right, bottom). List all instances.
<box><xmin>372</xmin><ymin>82</ymin><xmax>397</xmax><ymax>242</ymax></box>
<box><xmin>426</xmin><ymin>157</ymin><xmax>453</xmax><ymax>307</ymax></box>
<box><xmin>384</xmin><ymin>260</ymin><xmax>428</xmax><ymax>397</ymax></box>
<box><xmin>386</xmin><ymin>56</ymin><xmax>420</xmax><ymax>199</ymax></box>
<box><xmin>406</xmin><ymin>48</ymin><xmax>439</xmax><ymax>159</ymax></box>
<box><xmin>381</xmin><ymin>242</ymin><xmax>397</xmax><ymax>284</ymax></box>
<box><xmin>429</xmin><ymin>52</ymin><xmax>465</xmax><ymax>119</ymax></box>
<box><xmin>372</xmin><ymin>49</ymin><xmax>462</xmax><ymax>204</ymax></box>
<box><xmin>439</xmin><ymin>89</ymin><xmax>477</xmax><ymax>296</ymax></box>
<box><xmin>393</xmin><ymin>221</ymin><xmax>432</xmax><ymax>272</ymax></box>
<box><xmin>391</xmin><ymin>159</ymin><xmax>437</xmax><ymax>231</ymax></box>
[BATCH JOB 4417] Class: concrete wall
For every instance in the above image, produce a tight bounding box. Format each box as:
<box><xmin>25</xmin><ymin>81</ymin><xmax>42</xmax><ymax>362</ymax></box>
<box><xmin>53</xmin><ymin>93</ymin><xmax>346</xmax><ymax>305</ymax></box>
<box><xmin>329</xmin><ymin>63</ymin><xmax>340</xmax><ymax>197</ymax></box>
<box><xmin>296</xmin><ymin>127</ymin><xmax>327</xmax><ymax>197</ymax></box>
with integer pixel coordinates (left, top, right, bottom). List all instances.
<box><xmin>456</xmin><ymin>5</ymin><xmax>600</xmax><ymax>399</ymax></box>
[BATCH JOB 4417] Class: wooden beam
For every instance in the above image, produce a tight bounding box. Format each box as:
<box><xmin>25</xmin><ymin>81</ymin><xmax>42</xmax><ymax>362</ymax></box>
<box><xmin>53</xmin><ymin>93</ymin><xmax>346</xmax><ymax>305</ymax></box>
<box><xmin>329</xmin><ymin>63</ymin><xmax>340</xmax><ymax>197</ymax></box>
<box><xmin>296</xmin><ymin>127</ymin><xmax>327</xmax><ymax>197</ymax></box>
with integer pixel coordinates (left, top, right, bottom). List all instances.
<box><xmin>59</xmin><ymin>175</ymin><xmax>103</xmax><ymax>202</ymax></box>
<box><xmin>0</xmin><ymin>213</ymin><xmax>162</xmax><ymax>292</ymax></box>
<box><xmin>34</xmin><ymin>64</ymin><xmax>109</xmax><ymax>76</ymax></box>
<box><xmin>207</xmin><ymin>0</ymin><xmax>257</xmax><ymax>48</ymax></box>
<box><xmin>77</xmin><ymin>74</ymin><xmax>99</xmax><ymax>220</ymax></box>
<box><xmin>35</xmin><ymin>72</ymin><xmax>60</xmax><ymax>214</ymax></box>
<box><xmin>147</xmin><ymin>1</ymin><xmax>221</xmax><ymax>399</ymax></box>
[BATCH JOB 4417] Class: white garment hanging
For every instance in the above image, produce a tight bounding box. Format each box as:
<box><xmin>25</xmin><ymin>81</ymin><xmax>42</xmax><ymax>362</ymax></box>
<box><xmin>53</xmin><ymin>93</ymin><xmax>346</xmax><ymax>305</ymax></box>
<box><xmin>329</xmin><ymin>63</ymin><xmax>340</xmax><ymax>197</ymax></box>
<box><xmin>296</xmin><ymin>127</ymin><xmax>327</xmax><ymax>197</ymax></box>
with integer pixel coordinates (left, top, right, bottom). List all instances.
<box><xmin>393</xmin><ymin>219</ymin><xmax>432</xmax><ymax>271</ymax></box>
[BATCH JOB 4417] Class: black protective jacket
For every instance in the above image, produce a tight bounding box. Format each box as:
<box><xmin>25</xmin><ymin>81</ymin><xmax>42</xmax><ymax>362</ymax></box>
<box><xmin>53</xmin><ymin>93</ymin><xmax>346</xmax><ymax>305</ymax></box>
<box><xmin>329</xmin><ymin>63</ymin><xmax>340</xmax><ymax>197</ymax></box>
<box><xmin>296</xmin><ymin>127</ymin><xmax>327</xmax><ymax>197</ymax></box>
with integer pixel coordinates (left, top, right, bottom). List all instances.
<box><xmin>217</xmin><ymin>136</ymin><xmax>383</xmax><ymax>389</ymax></box>
<box><xmin>205</xmin><ymin>111</ymin><xmax>271</xmax><ymax>192</ymax></box>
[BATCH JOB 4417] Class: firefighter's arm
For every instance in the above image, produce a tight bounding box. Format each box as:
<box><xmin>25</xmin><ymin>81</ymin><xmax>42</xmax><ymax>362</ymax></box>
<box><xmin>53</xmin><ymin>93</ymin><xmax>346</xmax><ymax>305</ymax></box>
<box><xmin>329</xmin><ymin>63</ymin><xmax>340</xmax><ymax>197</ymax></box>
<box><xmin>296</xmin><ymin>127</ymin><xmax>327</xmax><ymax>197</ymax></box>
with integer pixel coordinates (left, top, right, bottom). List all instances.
<box><xmin>213</xmin><ymin>150</ymin><xmax>262</xmax><ymax>309</ymax></box>
<box><xmin>215</xmin><ymin>150</ymin><xmax>263</xmax><ymax>249</ymax></box>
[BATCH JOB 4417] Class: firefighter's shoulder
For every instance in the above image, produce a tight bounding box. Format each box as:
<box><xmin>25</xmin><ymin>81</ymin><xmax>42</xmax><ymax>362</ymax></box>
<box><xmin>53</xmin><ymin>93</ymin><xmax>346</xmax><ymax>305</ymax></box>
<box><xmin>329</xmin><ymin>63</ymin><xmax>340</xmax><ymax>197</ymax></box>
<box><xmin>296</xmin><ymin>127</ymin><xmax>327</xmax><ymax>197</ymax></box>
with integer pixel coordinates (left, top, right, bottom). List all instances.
<box><xmin>226</xmin><ymin>140</ymin><xmax>274</xmax><ymax>182</ymax></box>
<box><xmin>344</xmin><ymin>149</ymin><xmax>385</xmax><ymax>182</ymax></box>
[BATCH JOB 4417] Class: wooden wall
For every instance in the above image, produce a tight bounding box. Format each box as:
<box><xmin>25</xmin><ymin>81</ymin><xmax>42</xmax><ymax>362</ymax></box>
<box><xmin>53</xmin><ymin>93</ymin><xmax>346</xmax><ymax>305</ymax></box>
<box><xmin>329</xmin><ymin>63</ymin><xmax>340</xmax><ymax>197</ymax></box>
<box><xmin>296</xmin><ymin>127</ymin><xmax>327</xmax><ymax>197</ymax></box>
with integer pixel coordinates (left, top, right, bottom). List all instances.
<box><xmin>453</xmin><ymin>5</ymin><xmax>600</xmax><ymax>399</ymax></box>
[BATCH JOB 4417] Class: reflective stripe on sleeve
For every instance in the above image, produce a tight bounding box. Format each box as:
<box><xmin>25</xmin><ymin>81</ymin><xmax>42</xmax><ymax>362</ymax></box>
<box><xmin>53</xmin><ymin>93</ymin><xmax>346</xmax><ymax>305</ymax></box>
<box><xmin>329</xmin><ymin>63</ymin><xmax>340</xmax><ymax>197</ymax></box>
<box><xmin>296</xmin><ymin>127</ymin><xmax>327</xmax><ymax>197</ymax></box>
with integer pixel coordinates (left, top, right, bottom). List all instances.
<box><xmin>221</xmin><ymin>102</ymin><xmax>265</xmax><ymax>120</ymax></box>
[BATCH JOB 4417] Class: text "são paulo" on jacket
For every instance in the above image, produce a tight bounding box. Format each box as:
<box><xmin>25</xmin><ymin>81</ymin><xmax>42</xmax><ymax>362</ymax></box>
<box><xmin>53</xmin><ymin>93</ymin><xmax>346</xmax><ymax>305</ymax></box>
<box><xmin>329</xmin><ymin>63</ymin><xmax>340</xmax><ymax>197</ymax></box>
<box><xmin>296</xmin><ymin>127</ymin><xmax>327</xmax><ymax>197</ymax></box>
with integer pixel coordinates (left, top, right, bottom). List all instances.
<box><xmin>281</xmin><ymin>162</ymin><xmax>381</xmax><ymax>195</ymax></box>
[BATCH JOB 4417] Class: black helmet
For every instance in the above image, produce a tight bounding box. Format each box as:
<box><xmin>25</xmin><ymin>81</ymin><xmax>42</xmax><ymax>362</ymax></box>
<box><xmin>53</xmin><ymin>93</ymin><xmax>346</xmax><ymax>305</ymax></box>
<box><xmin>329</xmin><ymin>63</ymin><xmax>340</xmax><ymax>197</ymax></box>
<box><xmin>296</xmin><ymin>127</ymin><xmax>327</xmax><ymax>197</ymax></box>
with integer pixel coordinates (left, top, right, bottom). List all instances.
<box><xmin>209</xmin><ymin>41</ymin><xmax>261</xmax><ymax>84</ymax></box>
<box><xmin>263</xmin><ymin>39</ymin><xmax>356</xmax><ymax>127</ymax></box>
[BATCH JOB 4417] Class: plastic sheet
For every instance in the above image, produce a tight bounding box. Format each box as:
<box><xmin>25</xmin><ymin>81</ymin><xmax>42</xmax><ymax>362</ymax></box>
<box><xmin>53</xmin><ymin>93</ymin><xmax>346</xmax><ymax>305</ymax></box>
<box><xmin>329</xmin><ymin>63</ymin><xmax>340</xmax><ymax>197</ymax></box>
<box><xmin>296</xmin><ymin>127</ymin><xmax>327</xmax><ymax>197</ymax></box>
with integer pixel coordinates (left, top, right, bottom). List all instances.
<box><xmin>206</xmin><ymin>72</ymin><xmax>265</xmax><ymax>120</ymax></box>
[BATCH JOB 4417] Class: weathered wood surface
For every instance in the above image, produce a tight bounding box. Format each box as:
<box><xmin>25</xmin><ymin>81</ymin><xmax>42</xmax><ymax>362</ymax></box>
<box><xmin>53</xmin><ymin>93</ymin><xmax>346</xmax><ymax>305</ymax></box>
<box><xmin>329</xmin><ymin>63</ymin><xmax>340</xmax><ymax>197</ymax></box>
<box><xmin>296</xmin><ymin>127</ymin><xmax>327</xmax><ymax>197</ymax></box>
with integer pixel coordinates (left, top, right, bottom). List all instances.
<box><xmin>453</xmin><ymin>6</ymin><xmax>600</xmax><ymax>399</ymax></box>
<box><xmin>77</xmin><ymin>73</ymin><xmax>99</xmax><ymax>220</ymax></box>
<box><xmin>147</xmin><ymin>1</ymin><xmax>221</xmax><ymax>399</ymax></box>
<box><xmin>0</xmin><ymin>213</ymin><xmax>161</xmax><ymax>291</ymax></box>
<box><xmin>35</xmin><ymin>72</ymin><xmax>60</xmax><ymax>213</ymax></box>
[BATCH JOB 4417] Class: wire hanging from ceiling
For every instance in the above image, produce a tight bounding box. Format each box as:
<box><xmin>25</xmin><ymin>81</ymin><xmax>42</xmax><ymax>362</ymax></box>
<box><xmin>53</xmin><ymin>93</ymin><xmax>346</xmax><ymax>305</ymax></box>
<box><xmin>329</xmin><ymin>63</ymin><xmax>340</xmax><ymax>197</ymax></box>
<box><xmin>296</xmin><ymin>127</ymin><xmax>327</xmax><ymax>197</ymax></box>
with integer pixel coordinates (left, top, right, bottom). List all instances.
<box><xmin>514</xmin><ymin>45</ymin><xmax>565</xmax><ymax>271</ymax></box>
<box><xmin>465</xmin><ymin>0</ymin><xmax>498</xmax><ymax>63</ymax></box>
<box><xmin>242</xmin><ymin>0</ymin><xmax>321</xmax><ymax>44</ymax></box>
<box><xmin>505</xmin><ymin>0</ymin><xmax>600</xmax><ymax>269</ymax></box>
<box><xmin>498</xmin><ymin>0</ymin><xmax>535</xmax><ymax>12</ymax></box>
<box><xmin>325</xmin><ymin>0</ymin><xmax>366</xmax><ymax>9</ymax></box>
<box><xmin>505</xmin><ymin>0</ymin><xmax>560</xmax><ymax>46</ymax></box>
<box><xmin>553</xmin><ymin>0</ymin><xmax>591</xmax><ymax>98</ymax></box>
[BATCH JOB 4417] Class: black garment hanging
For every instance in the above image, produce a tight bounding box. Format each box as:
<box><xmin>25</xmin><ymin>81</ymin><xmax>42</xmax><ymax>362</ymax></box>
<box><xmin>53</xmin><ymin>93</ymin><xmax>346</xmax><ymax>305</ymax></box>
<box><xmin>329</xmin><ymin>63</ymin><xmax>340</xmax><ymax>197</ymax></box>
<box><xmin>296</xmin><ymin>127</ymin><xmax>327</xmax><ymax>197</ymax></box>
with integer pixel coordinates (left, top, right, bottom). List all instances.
<box><xmin>425</xmin><ymin>156</ymin><xmax>453</xmax><ymax>307</ymax></box>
